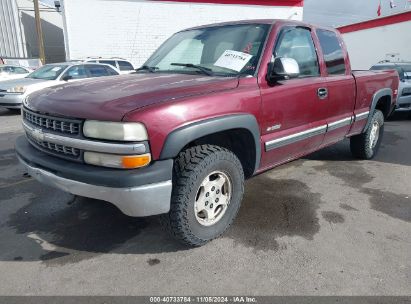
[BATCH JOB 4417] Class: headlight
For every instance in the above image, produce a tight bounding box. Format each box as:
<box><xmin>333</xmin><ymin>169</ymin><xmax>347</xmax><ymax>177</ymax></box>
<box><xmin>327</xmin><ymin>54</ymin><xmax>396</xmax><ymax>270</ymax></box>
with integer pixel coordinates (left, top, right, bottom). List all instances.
<box><xmin>84</xmin><ymin>152</ymin><xmax>151</xmax><ymax>169</ymax></box>
<box><xmin>83</xmin><ymin>120</ymin><xmax>148</xmax><ymax>141</ymax></box>
<box><xmin>7</xmin><ymin>86</ymin><xmax>26</xmax><ymax>93</ymax></box>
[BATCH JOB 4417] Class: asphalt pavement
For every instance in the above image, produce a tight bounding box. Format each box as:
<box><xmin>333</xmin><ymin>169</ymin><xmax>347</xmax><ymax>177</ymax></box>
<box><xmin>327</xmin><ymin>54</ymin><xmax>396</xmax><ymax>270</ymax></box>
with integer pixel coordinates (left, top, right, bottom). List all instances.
<box><xmin>0</xmin><ymin>108</ymin><xmax>410</xmax><ymax>295</ymax></box>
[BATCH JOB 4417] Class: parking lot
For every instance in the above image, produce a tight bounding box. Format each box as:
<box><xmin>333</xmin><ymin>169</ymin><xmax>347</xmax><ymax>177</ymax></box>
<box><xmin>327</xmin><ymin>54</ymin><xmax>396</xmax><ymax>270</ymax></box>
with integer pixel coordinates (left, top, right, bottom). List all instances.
<box><xmin>0</xmin><ymin>108</ymin><xmax>410</xmax><ymax>295</ymax></box>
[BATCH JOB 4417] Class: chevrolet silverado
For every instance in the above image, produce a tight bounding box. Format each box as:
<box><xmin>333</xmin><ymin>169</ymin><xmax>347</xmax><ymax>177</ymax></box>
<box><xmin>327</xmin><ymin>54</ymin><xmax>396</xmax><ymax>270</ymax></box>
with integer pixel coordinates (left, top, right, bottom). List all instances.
<box><xmin>15</xmin><ymin>20</ymin><xmax>399</xmax><ymax>246</ymax></box>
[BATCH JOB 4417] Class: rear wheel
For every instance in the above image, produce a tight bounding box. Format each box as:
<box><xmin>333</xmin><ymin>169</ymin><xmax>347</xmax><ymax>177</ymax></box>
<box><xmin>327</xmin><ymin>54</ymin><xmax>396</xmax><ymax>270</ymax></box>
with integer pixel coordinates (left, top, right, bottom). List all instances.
<box><xmin>350</xmin><ymin>109</ymin><xmax>384</xmax><ymax>159</ymax></box>
<box><xmin>161</xmin><ymin>145</ymin><xmax>244</xmax><ymax>247</ymax></box>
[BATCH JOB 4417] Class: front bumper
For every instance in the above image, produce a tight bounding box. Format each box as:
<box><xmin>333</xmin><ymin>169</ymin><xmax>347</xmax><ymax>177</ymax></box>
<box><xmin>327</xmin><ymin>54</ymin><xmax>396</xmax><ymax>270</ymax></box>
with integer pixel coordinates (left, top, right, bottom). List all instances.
<box><xmin>15</xmin><ymin>136</ymin><xmax>173</xmax><ymax>217</ymax></box>
<box><xmin>0</xmin><ymin>93</ymin><xmax>24</xmax><ymax>109</ymax></box>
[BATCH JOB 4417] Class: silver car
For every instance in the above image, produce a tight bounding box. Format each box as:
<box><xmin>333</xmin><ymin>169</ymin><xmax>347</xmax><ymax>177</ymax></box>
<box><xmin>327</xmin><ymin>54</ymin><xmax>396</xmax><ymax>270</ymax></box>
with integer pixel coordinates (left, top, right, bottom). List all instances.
<box><xmin>0</xmin><ymin>62</ymin><xmax>119</xmax><ymax>110</ymax></box>
<box><xmin>0</xmin><ymin>65</ymin><xmax>32</xmax><ymax>81</ymax></box>
<box><xmin>371</xmin><ymin>62</ymin><xmax>411</xmax><ymax>112</ymax></box>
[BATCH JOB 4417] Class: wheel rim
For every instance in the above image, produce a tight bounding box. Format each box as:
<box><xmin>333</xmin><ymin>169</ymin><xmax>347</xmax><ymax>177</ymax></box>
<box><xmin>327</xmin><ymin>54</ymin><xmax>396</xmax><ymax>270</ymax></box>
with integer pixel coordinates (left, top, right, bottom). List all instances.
<box><xmin>369</xmin><ymin>120</ymin><xmax>380</xmax><ymax>149</ymax></box>
<box><xmin>194</xmin><ymin>171</ymin><xmax>232</xmax><ymax>227</ymax></box>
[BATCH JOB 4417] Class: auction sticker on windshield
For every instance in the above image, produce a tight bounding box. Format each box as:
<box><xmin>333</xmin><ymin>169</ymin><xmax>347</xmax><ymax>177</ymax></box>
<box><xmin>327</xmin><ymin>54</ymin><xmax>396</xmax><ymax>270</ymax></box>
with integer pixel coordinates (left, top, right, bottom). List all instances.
<box><xmin>214</xmin><ymin>50</ymin><xmax>252</xmax><ymax>72</ymax></box>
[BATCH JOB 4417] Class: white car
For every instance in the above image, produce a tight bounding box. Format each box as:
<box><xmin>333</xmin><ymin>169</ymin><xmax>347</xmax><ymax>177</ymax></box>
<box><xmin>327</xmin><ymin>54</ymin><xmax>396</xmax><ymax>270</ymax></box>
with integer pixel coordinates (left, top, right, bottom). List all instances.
<box><xmin>82</xmin><ymin>58</ymin><xmax>135</xmax><ymax>74</ymax></box>
<box><xmin>0</xmin><ymin>65</ymin><xmax>32</xmax><ymax>81</ymax></box>
<box><xmin>0</xmin><ymin>62</ymin><xmax>119</xmax><ymax>110</ymax></box>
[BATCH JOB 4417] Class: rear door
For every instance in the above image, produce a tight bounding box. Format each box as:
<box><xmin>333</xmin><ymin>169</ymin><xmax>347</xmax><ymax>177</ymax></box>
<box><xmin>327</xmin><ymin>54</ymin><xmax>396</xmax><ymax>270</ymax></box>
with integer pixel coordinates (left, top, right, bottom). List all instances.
<box><xmin>259</xmin><ymin>26</ymin><xmax>329</xmax><ymax>169</ymax></box>
<box><xmin>315</xmin><ymin>29</ymin><xmax>356</xmax><ymax>146</ymax></box>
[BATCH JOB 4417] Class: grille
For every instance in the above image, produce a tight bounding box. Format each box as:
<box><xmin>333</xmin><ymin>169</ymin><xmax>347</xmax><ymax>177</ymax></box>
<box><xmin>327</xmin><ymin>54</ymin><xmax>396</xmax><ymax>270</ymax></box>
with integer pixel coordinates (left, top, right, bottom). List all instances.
<box><xmin>23</xmin><ymin>109</ymin><xmax>81</xmax><ymax>135</ymax></box>
<box><xmin>26</xmin><ymin>133</ymin><xmax>81</xmax><ymax>160</ymax></box>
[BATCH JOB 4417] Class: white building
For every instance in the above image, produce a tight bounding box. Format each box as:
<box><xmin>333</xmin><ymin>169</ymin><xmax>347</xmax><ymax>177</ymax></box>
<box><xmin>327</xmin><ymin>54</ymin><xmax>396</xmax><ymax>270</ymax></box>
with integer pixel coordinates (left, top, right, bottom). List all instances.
<box><xmin>61</xmin><ymin>0</ymin><xmax>304</xmax><ymax>67</ymax></box>
<box><xmin>339</xmin><ymin>11</ymin><xmax>411</xmax><ymax>70</ymax></box>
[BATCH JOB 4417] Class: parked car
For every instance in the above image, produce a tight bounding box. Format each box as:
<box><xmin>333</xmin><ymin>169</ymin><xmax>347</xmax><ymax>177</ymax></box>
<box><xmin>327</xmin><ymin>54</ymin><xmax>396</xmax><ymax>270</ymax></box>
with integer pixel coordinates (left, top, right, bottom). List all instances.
<box><xmin>82</xmin><ymin>58</ymin><xmax>135</xmax><ymax>74</ymax></box>
<box><xmin>0</xmin><ymin>65</ymin><xmax>32</xmax><ymax>81</ymax></box>
<box><xmin>16</xmin><ymin>20</ymin><xmax>399</xmax><ymax>246</ymax></box>
<box><xmin>371</xmin><ymin>62</ymin><xmax>411</xmax><ymax>112</ymax></box>
<box><xmin>0</xmin><ymin>62</ymin><xmax>119</xmax><ymax>110</ymax></box>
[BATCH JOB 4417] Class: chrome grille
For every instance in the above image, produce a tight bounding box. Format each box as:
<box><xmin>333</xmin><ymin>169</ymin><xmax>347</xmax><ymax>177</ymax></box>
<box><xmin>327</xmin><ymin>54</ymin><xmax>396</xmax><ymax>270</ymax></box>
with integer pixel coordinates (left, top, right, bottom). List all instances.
<box><xmin>23</xmin><ymin>109</ymin><xmax>81</xmax><ymax>135</ymax></box>
<box><xmin>26</xmin><ymin>133</ymin><xmax>81</xmax><ymax>160</ymax></box>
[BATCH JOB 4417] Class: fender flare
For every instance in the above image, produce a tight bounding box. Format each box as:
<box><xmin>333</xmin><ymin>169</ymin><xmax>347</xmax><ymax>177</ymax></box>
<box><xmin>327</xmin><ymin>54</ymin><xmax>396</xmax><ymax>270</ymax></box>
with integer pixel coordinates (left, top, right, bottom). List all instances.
<box><xmin>159</xmin><ymin>114</ymin><xmax>261</xmax><ymax>173</ymax></box>
<box><xmin>363</xmin><ymin>88</ymin><xmax>392</xmax><ymax>132</ymax></box>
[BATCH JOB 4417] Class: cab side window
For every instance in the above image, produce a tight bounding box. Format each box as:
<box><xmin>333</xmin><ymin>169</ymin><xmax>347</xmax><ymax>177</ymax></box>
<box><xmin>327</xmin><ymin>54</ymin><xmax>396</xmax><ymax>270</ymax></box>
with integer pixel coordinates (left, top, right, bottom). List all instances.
<box><xmin>64</xmin><ymin>66</ymin><xmax>88</xmax><ymax>79</ymax></box>
<box><xmin>274</xmin><ymin>27</ymin><xmax>320</xmax><ymax>77</ymax></box>
<box><xmin>11</xmin><ymin>67</ymin><xmax>29</xmax><ymax>74</ymax></box>
<box><xmin>105</xmin><ymin>66</ymin><xmax>119</xmax><ymax>75</ymax></box>
<box><xmin>117</xmin><ymin>61</ymin><xmax>134</xmax><ymax>71</ymax></box>
<box><xmin>316</xmin><ymin>29</ymin><xmax>346</xmax><ymax>75</ymax></box>
<box><xmin>86</xmin><ymin>65</ymin><xmax>110</xmax><ymax>77</ymax></box>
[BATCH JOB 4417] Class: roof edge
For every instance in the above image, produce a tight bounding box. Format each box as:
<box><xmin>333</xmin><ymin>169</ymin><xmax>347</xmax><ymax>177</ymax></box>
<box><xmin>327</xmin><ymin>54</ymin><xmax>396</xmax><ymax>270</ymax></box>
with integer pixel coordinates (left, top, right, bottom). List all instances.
<box><xmin>150</xmin><ymin>0</ymin><xmax>303</xmax><ymax>7</ymax></box>
<box><xmin>338</xmin><ymin>10</ymin><xmax>411</xmax><ymax>33</ymax></box>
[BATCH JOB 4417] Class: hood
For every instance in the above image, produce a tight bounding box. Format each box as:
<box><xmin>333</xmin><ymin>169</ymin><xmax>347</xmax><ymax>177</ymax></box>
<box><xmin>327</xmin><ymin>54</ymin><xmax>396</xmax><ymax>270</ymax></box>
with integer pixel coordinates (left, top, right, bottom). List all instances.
<box><xmin>0</xmin><ymin>77</ymin><xmax>48</xmax><ymax>89</ymax></box>
<box><xmin>25</xmin><ymin>73</ymin><xmax>239</xmax><ymax>120</ymax></box>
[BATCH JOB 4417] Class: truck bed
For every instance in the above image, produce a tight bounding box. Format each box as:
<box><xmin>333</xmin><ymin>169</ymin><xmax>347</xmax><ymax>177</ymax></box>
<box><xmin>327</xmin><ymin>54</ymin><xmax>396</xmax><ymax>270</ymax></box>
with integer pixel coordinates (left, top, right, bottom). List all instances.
<box><xmin>352</xmin><ymin>69</ymin><xmax>399</xmax><ymax>113</ymax></box>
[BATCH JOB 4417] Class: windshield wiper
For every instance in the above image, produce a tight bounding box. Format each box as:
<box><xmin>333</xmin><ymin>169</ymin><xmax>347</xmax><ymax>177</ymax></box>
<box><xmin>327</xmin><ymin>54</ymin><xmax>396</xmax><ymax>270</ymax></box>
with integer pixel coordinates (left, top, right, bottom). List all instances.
<box><xmin>170</xmin><ymin>63</ymin><xmax>213</xmax><ymax>76</ymax></box>
<box><xmin>135</xmin><ymin>65</ymin><xmax>159</xmax><ymax>73</ymax></box>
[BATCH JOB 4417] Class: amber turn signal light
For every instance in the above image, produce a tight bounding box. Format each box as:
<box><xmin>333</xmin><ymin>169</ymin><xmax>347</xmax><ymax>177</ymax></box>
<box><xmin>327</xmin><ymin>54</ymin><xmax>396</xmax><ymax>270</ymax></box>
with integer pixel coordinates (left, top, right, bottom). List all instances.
<box><xmin>84</xmin><ymin>152</ymin><xmax>151</xmax><ymax>169</ymax></box>
<box><xmin>122</xmin><ymin>154</ymin><xmax>151</xmax><ymax>169</ymax></box>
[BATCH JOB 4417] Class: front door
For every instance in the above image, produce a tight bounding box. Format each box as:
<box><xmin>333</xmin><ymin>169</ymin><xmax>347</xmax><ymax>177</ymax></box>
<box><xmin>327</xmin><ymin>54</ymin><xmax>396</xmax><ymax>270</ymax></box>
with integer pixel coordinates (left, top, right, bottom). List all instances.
<box><xmin>259</xmin><ymin>26</ymin><xmax>329</xmax><ymax>170</ymax></box>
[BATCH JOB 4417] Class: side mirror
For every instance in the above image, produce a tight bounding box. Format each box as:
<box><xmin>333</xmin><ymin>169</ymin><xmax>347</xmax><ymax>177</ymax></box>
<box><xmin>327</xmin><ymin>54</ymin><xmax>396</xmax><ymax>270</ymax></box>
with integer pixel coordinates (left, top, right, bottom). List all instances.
<box><xmin>62</xmin><ymin>75</ymin><xmax>73</xmax><ymax>81</ymax></box>
<box><xmin>267</xmin><ymin>57</ymin><xmax>300</xmax><ymax>84</ymax></box>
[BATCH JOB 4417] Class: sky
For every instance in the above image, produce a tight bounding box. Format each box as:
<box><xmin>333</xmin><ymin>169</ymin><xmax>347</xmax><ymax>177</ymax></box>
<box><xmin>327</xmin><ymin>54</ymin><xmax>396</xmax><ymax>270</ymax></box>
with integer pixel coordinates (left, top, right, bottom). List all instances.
<box><xmin>40</xmin><ymin>0</ymin><xmax>411</xmax><ymax>28</ymax></box>
<box><xmin>304</xmin><ymin>0</ymin><xmax>411</xmax><ymax>27</ymax></box>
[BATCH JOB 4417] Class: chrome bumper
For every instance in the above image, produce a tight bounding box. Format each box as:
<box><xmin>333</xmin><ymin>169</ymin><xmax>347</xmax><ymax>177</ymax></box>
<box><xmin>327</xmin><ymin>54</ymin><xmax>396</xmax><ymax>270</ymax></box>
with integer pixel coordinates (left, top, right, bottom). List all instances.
<box><xmin>0</xmin><ymin>93</ymin><xmax>24</xmax><ymax>108</ymax></box>
<box><xmin>18</xmin><ymin>156</ymin><xmax>172</xmax><ymax>217</ymax></box>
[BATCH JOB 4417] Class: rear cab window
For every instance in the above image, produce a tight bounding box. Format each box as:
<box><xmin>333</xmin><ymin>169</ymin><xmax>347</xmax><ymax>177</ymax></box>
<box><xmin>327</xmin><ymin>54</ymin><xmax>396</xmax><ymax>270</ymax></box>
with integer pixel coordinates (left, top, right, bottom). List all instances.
<box><xmin>316</xmin><ymin>29</ymin><xmax>347</xmax><ymax>75</ymax></box>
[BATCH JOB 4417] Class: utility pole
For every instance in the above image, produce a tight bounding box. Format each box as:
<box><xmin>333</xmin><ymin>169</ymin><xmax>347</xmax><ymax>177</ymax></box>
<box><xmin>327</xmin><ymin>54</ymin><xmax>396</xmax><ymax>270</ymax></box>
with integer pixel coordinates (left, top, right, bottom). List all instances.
<box><xmin>33</xmin><ymin>0</ymin><xmax>46</xmax><ymax>64</ymax></box>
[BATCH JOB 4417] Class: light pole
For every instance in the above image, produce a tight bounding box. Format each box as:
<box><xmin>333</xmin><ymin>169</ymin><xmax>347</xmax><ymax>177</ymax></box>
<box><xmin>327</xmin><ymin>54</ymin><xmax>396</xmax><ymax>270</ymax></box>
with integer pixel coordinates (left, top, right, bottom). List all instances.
<box><xmin>33</xmin><ymin>0</ymin><xmax>46</xmax><ymax>64</ymax></box>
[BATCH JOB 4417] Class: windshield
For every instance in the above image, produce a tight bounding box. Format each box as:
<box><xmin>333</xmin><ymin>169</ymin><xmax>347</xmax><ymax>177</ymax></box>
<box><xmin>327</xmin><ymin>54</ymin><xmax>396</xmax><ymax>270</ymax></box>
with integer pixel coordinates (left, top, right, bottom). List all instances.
<box><xmin>143</xmin><ymin>24</ymin><xmax>270</xmax><ymax>76</ymax></box>
<box><xmin>27</xmin><ymin>65</ymin><xmax>68</xmax><ymax>80</ymax></box>
<box><xmin>401</xmin><ymin>65</ymin><xmax>411</xmax><ymax>80</ymax></box>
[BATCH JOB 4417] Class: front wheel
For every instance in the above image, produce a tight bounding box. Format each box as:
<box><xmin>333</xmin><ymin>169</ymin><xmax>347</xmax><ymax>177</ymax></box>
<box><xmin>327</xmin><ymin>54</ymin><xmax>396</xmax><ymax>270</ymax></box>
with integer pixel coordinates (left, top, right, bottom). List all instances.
<box><xmin>350</xmin><ymin>109</ymin><xmax>384</xmax><ymax>159</ymax></box>
<box><xmin>160</xmin><ymin>145</ymin><xmax>244</xmax><ymax>247</ymax></box>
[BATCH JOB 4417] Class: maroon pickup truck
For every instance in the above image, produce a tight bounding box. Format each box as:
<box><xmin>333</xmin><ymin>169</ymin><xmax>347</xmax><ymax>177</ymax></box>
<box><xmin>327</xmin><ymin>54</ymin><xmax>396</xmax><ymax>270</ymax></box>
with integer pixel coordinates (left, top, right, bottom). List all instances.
<box><xmin>16</xmin><ymin>20</ymin><xmax>399</xmax><ymax>246</ymax></box>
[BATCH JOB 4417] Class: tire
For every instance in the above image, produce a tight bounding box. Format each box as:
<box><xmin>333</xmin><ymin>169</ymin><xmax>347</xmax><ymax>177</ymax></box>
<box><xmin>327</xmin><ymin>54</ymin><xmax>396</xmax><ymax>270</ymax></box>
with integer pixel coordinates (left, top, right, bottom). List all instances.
<box><xmin>350</xmin><ymin>109</ymin><xmax>384</xmax><ymax>159</ymax></box>
<box><xmin>160</xmin><ymin>144</ymin><xmax>244</xmax><ymax>247</ymax></box>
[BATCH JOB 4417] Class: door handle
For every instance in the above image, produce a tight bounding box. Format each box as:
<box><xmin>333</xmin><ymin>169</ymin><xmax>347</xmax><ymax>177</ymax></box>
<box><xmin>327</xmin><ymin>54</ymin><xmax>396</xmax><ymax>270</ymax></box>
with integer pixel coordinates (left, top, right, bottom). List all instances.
<box><xmin>317</xmin><ymin>88</ymin><xmax>328</xmax><ymax>99</ymax></box>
